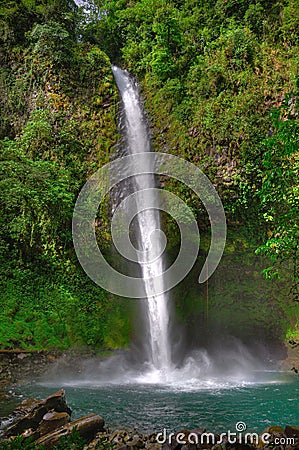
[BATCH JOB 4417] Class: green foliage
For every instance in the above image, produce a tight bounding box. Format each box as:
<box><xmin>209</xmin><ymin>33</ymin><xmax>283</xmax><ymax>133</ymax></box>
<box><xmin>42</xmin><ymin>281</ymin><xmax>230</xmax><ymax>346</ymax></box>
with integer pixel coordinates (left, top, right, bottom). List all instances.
<box><xmin>281</xmin><ymin>0</ymin><xmax>299</xmax><ymax>45</ymax></box>
<box><xmin>1</xmin><ymin>0</ymin><xmax>299</xmax><ymax>351</ymax></box>
<box><xmin>29</xmin><ymin>22</ymin><xmax>73</xmax><ymax>67</ymax></box>
<box><xmin>52</xmin><ymin>427</ymin><xmax>86</xmax><ymax>450</ymax></box>
<box><xmin>174</xmin><ymin>230</ymin><xmax>299</xmax><ymax>342</ymax></box>
<box><xmin>0</xmin><ymin>258</ymin><xmax>131</xmax><ymax>350</ymax></box>
<box><xmin>244</xmin><ymin>3</ymin><xmax>266</xmax><ymax>37</ymax></box>
<box><xmin>0</xmin><ymin>427</ymin><xmax>85</xmax><ymax>450</ymax></box>
<box><xmin>0</xmin><ymin>0</ymin><xmax>78</xmax><ymax>56</ymax></box>
<box><xmin>0</xmin><ymin>436</ymin><xmax>39</xmax><ymax>450</ymax></box>
<box><xmin>0</xmin><ymin>135</ymin><xmax>74</xmax><ymax>262</ymax></box>
<box><xmin>81</xmin><ymin>0</ymin><xmax>299</xmax><ymax>340</ymax></box>
<box><xmin>0</xmin><ymin>0</ymin><xmax>130</xmax><ymax>352</ymax></box>
<box><xmin>257</xmin><ymin>87</ymin><xmax>299</xmax><ymax>300</ymax></box>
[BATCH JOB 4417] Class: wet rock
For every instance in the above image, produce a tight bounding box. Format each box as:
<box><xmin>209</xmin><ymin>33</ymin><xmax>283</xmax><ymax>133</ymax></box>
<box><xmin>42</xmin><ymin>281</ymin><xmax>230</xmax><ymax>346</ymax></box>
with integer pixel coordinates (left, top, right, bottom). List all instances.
<box><xmin>35</xmin><ymin>413</ymin><xmax>105</xmax><ymax>449</ymax></box>
<box><xmin>0</xmin><ymin>352</ymin><xmax>57</xmax><ymax>388</ymax></box>
<box><xmin>110</xmin><ymin>429</ymin><xmax>129</xmax><ymax>446</ymax></box>
<box><xmin>285</xmin><ymin>425</ymin><xmax>299</xmax><ymax>438</ymax></box>
<box><xmin>84</xmin><ymin>429</ymin><xmax>210</xmax><ymax>450</ymax></box>
<box><xmin>145</xmin><ymin>443</ymin><xmax>162</xmax><ymax>450</ymax></box>
<box><xmin>161</xmin><ymin>444</ymin><xmax>172</xmax><ymax>450</ymax></box>
<box><xmin>263</xmin><ymin>425</ymin><xmax>284</xmax><ymax>434</ymax></box>
<box><xmin>37</xmin><ymin>410</ymin><xmax>70</xmax><ymax>435</ymax></box>
<box><xmin>228</xmin><ymin>444</ymin><xmax>252</xmax><ymax>449</ymax></box>
<box><xmin>83</xmin><ymin>431</ymin><xmax>112</xmax><ymax>449</ymax></box>
<box><xmin>4</xmin><ymin>389</ymin><xmax>71</xmax><ymax>437</ymax></box>
<box><xmin>21</xmin><ymin>427</ymin><xmax>39</xmax><ymax>441</ymax></box>
<box><xmin>127</xmin><ymin>435</ymin><xmax>144</xmax><ymax>447</ymax></box>
<box><xmin>196</xmin><ymin>431</ymin><xmax>216</xmax><ymax>449</ymax></box>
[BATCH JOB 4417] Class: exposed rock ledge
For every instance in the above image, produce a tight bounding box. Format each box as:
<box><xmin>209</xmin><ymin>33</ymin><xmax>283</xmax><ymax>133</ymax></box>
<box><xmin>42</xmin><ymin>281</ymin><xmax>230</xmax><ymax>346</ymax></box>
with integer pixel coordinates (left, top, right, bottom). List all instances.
<box><xmin>1</xmin><ymin>390</ymin><xmax>105</xmax><ymax>449</ymax></box>
<box><xmin>0</xmin><ymin>390</ymin><xmax>299</xmax><ymax>449</ymax></box>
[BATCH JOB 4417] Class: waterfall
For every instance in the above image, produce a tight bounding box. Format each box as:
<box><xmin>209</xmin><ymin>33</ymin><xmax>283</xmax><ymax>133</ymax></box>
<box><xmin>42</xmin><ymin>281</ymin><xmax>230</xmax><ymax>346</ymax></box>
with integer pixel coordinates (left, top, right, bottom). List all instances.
<box><xmin>112</xmin><ymin>66</ymin><xmax>172</xmax><ymax>374</ymax></box>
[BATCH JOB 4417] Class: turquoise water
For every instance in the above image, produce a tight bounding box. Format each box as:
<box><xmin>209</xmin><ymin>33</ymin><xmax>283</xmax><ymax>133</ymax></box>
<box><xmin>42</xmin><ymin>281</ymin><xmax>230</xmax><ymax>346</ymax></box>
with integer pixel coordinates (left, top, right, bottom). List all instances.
<box><xmin>17</xmin><ymin>371</ymin><xmax>299</xmax><ymax>433</ymax></box>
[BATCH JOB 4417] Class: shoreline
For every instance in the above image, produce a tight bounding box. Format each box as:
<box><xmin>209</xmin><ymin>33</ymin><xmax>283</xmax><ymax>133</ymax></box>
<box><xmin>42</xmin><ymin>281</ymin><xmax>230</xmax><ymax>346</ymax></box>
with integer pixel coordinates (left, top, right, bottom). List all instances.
<box><xmin>1</xmin><ymin>344</ymin><xmax>298</xmax><ymax>438</ymax></box>
<box><xmin>0</xmin><ymin>390</ymin><xmax>299</xmax><ymax>450</ymax></box>
<box><xmin>1</xmin><ymin>389</ymin><xmax>299</xmax><ymax>449</ymax></box>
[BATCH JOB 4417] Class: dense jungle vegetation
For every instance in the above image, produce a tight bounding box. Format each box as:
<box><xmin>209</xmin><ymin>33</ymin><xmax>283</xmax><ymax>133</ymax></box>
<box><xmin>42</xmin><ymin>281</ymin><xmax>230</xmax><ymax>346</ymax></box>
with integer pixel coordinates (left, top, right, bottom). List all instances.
<box><xmin>0</xmin><ymin>0</ymin><xmax>298</xmax><ymax>351</ymax></box>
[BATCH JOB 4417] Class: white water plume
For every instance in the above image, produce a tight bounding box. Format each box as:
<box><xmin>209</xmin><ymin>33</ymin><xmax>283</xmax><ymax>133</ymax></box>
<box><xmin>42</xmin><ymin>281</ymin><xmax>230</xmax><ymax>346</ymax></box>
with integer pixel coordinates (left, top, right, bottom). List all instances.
<box><xmin>112</xmin><ymin>66</ymin><xmax>172</xmax><ymax>375</ymax></box>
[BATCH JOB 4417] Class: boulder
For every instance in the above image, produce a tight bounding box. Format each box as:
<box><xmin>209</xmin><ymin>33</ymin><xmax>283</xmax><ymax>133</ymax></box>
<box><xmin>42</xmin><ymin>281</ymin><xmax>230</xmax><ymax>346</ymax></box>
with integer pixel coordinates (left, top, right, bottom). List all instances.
<box><xmin>37</xmin><ymin>410</ymin><xmax>70</xmax><ymax>435</ymax></box>
<box><xmin>83</xmin><ymin>431</ymin><xmax>109</xmax><ymax>449</ymax></box>
<box><xmin>4</xmin><ymin>389</ymin><xmax>71</xmax><ymax>437</ymax></box>
<box><xmin>35</xmin><ymin>413</ymin><xmax>105</xmax><ymax>449</ymax></box>
<box><xmin>127</xmin><ymin>435</ymin><xmax>144</xmax><ymax>448</ymax></box>
<box><xmin>262</xmin><ymin>425</ymin><xmax>284</xmax><ymax>435</ymax></box>
<box><xmin>285</xmin><ymin>425</ymin><xmax>299</xmax><ymax>438</ymax></box>
<box><xmin>21</xmin><ymin>427</ymin><xmax>40</xmax><ymax>441</ymax></box>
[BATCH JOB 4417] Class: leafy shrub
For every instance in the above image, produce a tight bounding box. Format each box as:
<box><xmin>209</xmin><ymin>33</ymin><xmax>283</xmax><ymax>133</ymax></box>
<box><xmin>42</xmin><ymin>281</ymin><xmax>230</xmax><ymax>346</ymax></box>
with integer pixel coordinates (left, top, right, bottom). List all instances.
<box><xmin>244</xmin><ymin>3</ymin><xmax>266</xmax><ymax>36</ymax></box>
<box><xmin>256</xmin><ymin>86</ymin><xmax>299</xmax><ymax>300</ymax></box>
<box><xmin>222</xmin><ymin>26</ymin><xmax>255</xmax><ymax>69</ymax></box>
<box><xmin>150</xmin><ymin>47</ymin><xmax>176</xmax><ymax>82</ymax></box>
<box><xmin>0</xmin><ymin>436</ymin><xmax>38</xmax><ymax>450</ymax></box>
<box><xmin>281</xmin><ymin>0</ymin><xmax>299</xmax><ymax>45</ymax></box>
<box><xmin>29</xmin><ymin>22</ymin><xmax>73</xmax><ymax>66</ymax></box>
<box><xmin>0</xmin><ymin>428</ymin><xmax>86</xmax><ymax>450</ymax></box>
<box><xmin>52</xmin><ymin>427</ymin><xmax>86</xmax><ymax>450</ymax></box>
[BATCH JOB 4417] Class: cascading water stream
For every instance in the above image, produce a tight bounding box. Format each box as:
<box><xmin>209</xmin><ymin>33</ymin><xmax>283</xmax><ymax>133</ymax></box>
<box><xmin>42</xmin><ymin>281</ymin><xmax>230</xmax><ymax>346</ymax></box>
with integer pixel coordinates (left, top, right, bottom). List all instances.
<box><xmin>112</xmin><ymin>66</ymin><xmax>172</xmax><ymax>375</ymax></box>
<box><xmin>70</xmin><ymin>66</ymin><xmax>267</xmax><ymax>386</ymax></box>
